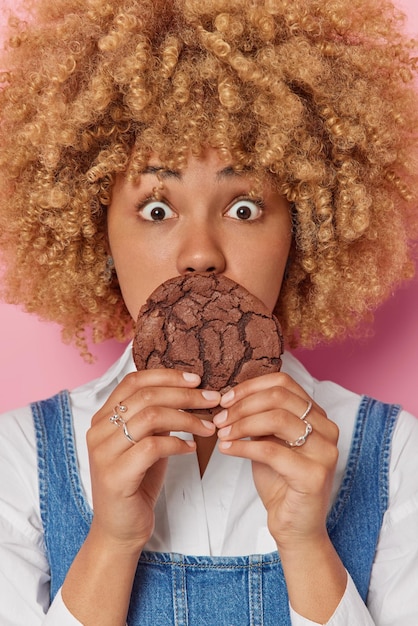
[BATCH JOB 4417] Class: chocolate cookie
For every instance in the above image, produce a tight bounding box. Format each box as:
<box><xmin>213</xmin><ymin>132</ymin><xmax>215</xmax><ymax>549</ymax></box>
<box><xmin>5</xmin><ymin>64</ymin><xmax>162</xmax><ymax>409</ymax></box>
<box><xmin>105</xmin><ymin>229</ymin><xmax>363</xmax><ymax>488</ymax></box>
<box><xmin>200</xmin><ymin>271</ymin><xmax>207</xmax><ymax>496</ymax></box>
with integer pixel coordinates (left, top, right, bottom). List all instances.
<box><xmin>132</xmin><ymin>274</ymin><xmax>283</xmax><ymax>400</ymax></box>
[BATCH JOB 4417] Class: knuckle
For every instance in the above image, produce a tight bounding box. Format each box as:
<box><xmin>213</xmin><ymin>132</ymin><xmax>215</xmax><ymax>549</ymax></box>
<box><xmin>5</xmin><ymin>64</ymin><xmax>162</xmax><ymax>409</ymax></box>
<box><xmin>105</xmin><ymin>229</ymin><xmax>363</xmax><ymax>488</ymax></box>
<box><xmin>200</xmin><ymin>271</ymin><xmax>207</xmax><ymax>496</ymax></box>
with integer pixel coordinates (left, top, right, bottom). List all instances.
<box><xmin>141</xmin><ymin>436</ymin><xmax>159</xmax><ymax>458</ymax></box>
<box><xmin>86</xmin><ymin>423</ymin><xmax>102</xmax><ymax>449</ymax></box>
<box><xmin>326</xmin><ymin>444</ymin><xmax>339</xmax><ymax>468</ymax></box>
<box><xmin>122</xmin><ymin>371</ymin><xmax>141</xmax><ymax>393</ymax></box>
<box><xmin>90</xmin><ymin>412</ymin><xmax>100</xmax><ymax>427</ymax></box>
<box><xmin>86</xmin><ymin>426</ymin><xmax>95</xmax><ymax>447</ymax></box>
<box><xmin>136</xmin><ymin>387</ymin><xmax>157</xmax><ymax>406</ymax></box>
<box><xmin>315</xmin><ymin>404</ymin><xmax>328</xmax><ymax>420</ymax></box>
<box><xmin>272</xmin><ymin>407</ymin><xmax>288</xmax><ymax>427</ymax></box>
<box><xmin>185</xmin><ymin>387</ymin><xmax>203</xmax><ymax>406</ymax></box>
<box><xmin>87</xmin><ymin>438</ymin><xmax>108</xmax><ymax>468</ymax></box>
<box><xmin>329</xmin><ymin>420</ymin><xmax>340</xmax><ymax>443</ymax></box>
<box><xmin>179</xmin><ymin>387</ymin><xmax>195</xmax><ymax>408</ymax></box>
<box><xmin>259</xmin><ymin>441</ymin><xmax>278</xmax><ymax>459</ymax></box>
<box><xmin>140</xmin><ymin>405</ymin><xmax>160</xmax><ymax>428</ymax></box>
<box><xmin>274</xmin><ymin>372</ymin><xmax>293</xmax><ymax>388</ymax></box>
<box><xmin>270</xmin><ymin>385</ymin><xmax>290</xmax><ymax>406</ymax></box>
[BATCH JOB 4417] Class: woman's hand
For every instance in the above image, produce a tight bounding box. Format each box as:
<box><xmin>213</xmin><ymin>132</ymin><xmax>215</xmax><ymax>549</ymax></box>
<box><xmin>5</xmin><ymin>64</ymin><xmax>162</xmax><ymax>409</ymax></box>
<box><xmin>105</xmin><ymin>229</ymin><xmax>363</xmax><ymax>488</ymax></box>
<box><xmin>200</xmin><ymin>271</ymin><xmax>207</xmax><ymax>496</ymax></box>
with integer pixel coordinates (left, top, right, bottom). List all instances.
<box><xmin>214</xmin><ymin>372</ymin><xmax>339</xmax><ymax>550</ymax></box>
<box><xmin>63</xmin><ymin>369</ymin><xmax>219</xmax><ymax>626</ymax></box>
<box><xmin>87</xmin><ymin>369</ymin><xmax>219</xmax><ymax>554</ymax></box>
<box><xmin>214</xmin><ymin>372</ymin><xmax>346</xmax><ymax>622</ymax></box>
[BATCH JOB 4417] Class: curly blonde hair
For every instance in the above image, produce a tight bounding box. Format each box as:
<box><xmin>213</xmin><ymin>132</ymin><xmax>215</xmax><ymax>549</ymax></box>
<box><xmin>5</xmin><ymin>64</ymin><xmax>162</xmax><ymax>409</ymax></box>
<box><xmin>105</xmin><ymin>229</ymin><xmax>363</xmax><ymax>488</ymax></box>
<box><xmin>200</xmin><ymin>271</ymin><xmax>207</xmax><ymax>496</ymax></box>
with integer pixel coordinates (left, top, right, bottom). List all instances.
<box><xmin>1</xmin><ymin>0</ymin><xmax>418</xmax><ymax>355</ymax></box>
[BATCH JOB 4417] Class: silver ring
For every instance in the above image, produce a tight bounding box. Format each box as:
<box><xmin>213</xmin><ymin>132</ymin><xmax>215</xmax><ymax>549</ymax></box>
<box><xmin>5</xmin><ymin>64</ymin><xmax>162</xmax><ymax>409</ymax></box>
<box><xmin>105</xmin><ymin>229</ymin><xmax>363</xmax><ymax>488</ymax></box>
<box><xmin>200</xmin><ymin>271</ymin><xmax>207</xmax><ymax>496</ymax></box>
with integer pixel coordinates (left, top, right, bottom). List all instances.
<box><xmin>122</xmin><ymin>421</ymin><xmax>137</xmax><ymax>445</ymax></box>
<box><xmin>116</xmin><ymin>403</ymin><xmax>128</xmax><ymax>413</ymax></box>
<box><xmin>110</xmin><ymin>413</ymin><xmax>126</xmax><ymax>427</ymax></box>
<box><xmin>299</xmin><ymin>400</ymin><xmax>313</xmax><ymax>421</ymax></box>
<box><xmin>110</xmin><ymin>412</ymin><xmax>137</xmax><ymax>445</ymax></box>
<box><xmin>286</xmin><ymin>419</ymin><xmax>313</xmax><ymax>448</ymax></box>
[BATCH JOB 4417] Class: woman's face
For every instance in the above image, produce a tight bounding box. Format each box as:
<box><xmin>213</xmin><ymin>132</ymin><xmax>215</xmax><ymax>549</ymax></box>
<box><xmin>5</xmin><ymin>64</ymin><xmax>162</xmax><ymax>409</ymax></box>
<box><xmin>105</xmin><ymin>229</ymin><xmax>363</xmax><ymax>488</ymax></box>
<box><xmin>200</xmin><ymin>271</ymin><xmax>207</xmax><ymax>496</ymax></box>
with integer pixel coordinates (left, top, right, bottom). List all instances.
<box><xmin>107</xmin><ymin>148</ymin><xmax>292</xmax><ymax>321</ymax></box>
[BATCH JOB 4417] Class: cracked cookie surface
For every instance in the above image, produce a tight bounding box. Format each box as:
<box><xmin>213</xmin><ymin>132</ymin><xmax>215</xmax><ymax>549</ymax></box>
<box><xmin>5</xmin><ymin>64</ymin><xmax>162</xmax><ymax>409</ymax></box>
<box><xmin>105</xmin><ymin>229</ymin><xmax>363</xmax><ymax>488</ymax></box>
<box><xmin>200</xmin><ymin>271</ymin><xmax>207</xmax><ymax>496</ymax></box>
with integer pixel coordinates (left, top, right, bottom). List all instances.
<box><xmin>133</xmin><ymin>274</ymin><xmax>283</xmax><ymax>396</ymax></box>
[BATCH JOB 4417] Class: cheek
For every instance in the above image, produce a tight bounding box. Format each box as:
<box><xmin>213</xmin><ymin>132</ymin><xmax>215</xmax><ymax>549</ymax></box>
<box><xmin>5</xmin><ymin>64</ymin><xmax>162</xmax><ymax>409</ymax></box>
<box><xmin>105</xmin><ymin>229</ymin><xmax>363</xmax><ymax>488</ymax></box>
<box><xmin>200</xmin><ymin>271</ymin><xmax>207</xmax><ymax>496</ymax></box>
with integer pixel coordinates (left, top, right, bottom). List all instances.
<box><xmin>258</xmin><ymin>239</ymin><xmax>291</xmax><ymax>310</ymax></box>
<box><xmin>110</xmin><ymin>250</ymin><xmax>144</xmax><ymax>316</ymax></box>
<box><xmin>262</xmin><ymin>271</ymin><xmax>285</xmax><ymax>311</ymax></box>
<box><xmin>113</xmin><ymin>254</ymin><xmax>176</xmax><ymax>322</ymax></box>
<box><xmin>114</xmin><ymin>274</ymin><xmax>142</xmax><ymax>321</ymax></box>
<box><xmin>242</xmin><ymin>254</ymin><xmax>288</xmax><ymax>312</ymax></box>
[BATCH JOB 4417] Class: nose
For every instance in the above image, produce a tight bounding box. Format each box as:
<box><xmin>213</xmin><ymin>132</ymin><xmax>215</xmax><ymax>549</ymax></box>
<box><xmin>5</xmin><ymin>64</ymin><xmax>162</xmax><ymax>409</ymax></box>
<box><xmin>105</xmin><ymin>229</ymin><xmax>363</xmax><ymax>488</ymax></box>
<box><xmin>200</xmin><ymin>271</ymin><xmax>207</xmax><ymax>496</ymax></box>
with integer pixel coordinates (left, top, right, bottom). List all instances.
<box><xmin>176</xmin><ymin>221</ymin><xmax>226</xmax><ymax>275</ymax></box>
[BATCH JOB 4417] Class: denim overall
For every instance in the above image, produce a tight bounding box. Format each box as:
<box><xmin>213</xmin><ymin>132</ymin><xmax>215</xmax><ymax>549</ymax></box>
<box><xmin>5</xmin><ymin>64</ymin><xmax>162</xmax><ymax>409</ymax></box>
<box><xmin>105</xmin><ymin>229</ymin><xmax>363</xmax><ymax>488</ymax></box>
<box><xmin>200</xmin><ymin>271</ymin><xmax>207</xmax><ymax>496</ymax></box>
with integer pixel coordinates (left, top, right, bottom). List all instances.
<box><xmin>32</xmin><ymin>391</ymin><xmax>400</xmax><ymax>625</ymax></box>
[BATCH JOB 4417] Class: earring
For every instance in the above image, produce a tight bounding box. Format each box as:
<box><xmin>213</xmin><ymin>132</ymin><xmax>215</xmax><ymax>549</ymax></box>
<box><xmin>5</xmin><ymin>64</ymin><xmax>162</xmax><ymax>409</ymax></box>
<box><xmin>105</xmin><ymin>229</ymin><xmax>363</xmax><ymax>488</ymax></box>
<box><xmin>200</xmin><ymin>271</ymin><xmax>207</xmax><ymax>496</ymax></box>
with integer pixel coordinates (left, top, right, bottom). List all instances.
<box><xmin>104</xmin><ymin>255</ymin><xmax>115</xmax><ymax>283</ymax></box>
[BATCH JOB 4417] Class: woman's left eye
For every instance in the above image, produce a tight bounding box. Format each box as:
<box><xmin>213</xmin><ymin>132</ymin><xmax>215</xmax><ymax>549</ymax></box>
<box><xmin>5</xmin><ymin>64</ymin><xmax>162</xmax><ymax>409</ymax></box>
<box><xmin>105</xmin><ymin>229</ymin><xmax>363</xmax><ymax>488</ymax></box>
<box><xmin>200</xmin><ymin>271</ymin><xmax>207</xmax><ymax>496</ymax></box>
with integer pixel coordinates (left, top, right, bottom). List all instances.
<box><xmin>225</xmin><ymin>198</ymin><xmax>263</xmax><ymax>221</ymax></box>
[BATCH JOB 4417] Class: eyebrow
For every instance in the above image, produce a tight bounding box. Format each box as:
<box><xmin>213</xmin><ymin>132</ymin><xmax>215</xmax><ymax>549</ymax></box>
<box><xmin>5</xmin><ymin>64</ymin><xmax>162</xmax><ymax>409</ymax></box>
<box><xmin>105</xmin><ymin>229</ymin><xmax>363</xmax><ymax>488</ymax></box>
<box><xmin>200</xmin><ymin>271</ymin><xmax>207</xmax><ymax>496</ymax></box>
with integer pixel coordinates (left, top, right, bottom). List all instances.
<box><xmin>140</xmin><ymin>164</ymin><xmax>252</xmax><ymax>181</ymax></box>
<box><xmin>215</xmin><ymin>165</ymin><xmax>252</xmax><ymax>181</ymax></box>
<box><xmin>140</xmin><ymin>166</ymin><xmax>181</xmax><ymax>180</ymax></box>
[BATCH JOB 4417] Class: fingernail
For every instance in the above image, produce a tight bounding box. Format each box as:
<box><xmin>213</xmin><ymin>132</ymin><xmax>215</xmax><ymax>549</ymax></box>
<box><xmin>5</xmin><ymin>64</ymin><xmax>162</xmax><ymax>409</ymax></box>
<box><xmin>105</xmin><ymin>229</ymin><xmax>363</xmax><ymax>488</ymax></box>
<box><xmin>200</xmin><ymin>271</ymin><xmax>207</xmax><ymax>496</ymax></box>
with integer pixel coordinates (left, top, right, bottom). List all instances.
<box><xmin>213</xmin><ymin>409</ymin><xmax>228</xmax><ymax>426</ymax></box>
<box><xmin>218</xmin><ymin>425</ymin><xmax>231</xmax><ymax>438</ymax></box>
<box><xmin>202</xmin><ymin>390</ymin><xmax>220</xmax><ymax>401</ymax></box>
<box><xmin>183</xmin><ymin>372</ymin><xmax>201</xmax><ymax>383</ymax></box>
<box><xmin>219</xmin><ymin>440</ymin><xmax>232</xmax><ymax>450</ymax></box>
<box><xmin>185</xmin><ymin>440</ymin><xmax>196</xmax><ymax>448</ymax></box>
<box><xmin>221</xmin><ymin>389</ymin><xmax>235</xmax><ymax>406</ymax></box>
<box><xmin>200</xmin><ymin>419</ymin><xmax>215</xmax><ymax>430</ymax></box>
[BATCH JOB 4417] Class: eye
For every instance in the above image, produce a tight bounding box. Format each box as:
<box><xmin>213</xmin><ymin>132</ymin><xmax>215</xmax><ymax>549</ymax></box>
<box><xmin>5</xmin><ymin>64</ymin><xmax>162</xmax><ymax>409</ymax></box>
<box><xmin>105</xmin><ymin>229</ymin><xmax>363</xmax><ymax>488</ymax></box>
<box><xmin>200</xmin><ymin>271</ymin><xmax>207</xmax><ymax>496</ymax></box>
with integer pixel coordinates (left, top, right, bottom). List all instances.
<box><xmin>138</xmin><ymin>200</ymin><xmax>176</xmax><ymax>221</ymax></box>
<box><xmin>225</xmin><ymin>198</ymin><xmax>263</xmax><ymax>221</ymax></box>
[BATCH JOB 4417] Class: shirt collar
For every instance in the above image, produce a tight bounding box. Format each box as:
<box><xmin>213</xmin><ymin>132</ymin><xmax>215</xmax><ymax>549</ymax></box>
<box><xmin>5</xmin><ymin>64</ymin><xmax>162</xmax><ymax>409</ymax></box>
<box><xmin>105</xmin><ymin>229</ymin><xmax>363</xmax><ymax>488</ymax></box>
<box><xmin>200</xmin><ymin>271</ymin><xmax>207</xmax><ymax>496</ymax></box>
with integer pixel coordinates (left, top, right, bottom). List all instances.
<box><xmin>79</xmin><ymin>341</ymin><xmax>135</xmax><ymax>400</ymax></box>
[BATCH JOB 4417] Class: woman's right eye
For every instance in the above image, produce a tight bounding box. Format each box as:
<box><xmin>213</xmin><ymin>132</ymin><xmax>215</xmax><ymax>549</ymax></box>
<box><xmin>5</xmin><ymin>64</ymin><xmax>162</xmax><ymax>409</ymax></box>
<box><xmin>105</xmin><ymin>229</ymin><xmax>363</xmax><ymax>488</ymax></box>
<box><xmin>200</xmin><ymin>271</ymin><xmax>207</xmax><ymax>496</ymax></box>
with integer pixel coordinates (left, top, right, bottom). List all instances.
<box><xmin>137</xmin><ymin>200</ymin><xmax>176</xmax><ymax>221</ymax></box>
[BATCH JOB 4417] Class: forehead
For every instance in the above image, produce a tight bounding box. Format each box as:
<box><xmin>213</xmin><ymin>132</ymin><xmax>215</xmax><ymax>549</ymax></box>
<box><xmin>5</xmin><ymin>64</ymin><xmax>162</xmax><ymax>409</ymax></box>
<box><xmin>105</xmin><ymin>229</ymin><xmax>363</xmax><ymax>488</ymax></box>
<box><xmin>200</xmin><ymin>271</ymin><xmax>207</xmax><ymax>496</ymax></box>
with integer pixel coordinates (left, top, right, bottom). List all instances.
<box><xmin>124</xmin><ymin>148</ymin><xmax>269</xmax><ymax>195</ymax></box>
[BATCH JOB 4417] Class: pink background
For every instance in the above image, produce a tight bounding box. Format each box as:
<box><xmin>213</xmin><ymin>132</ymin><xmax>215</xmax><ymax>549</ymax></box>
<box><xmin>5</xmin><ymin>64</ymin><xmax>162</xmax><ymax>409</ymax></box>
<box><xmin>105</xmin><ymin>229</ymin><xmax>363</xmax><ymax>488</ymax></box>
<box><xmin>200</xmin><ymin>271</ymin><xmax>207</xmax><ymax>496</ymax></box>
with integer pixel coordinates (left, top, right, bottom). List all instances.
<box><xmin>1</xmin><ymin>0</ymin><xmax>418</xmax><ymax>416</ymax></box>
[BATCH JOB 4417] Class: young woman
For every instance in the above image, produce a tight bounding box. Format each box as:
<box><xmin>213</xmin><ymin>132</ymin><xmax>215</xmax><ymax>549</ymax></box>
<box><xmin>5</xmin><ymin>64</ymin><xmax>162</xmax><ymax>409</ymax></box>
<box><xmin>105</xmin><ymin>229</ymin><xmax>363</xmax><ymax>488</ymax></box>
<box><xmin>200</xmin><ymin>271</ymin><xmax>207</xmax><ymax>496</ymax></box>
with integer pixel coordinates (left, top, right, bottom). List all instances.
<box><xmin>1</xmin><ymin>1</ymin><xmax>418</xmax><ymax>624</ymax></box>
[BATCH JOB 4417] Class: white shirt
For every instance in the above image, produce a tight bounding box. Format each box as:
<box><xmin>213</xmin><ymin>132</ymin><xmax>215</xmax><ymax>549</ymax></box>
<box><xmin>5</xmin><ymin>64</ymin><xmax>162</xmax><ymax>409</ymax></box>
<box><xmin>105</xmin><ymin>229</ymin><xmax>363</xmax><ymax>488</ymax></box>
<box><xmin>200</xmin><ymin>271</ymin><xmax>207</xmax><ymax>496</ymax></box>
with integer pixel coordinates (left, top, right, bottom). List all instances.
<box><xmin>1</xmin><ymin>343</ymin><xmax>418</xmax><ymax>625</ymax></box>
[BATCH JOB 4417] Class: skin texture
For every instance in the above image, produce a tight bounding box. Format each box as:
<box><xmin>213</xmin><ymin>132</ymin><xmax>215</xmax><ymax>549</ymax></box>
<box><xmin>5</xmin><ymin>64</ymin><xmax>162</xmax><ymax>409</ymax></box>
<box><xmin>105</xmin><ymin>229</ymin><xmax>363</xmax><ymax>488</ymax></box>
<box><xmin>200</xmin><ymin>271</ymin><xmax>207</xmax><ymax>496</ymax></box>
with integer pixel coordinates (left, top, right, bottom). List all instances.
<box><xmin>107</xmin><ymin>149</ymin><xmax>291</xmax><ymax>319</ymax></box>
<box><xmin>62</xmin><ymin>149</ymin><xmax>346</xmax><ymax>625</ymax></box>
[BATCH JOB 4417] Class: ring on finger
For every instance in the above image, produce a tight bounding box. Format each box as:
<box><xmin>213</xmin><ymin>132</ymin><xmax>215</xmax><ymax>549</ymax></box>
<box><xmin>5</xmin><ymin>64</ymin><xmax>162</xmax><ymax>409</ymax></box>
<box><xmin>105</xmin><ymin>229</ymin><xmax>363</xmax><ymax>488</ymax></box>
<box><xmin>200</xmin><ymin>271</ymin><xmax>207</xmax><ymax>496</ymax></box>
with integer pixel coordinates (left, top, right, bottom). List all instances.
<box><xmin>286</xmin><ymin>419</ymin><xmax>313</xmax><ymax>448</ymax></box>
<box><xmin>299</xmin><ymin>400</ymin><xmax>313</xmax><ymax>421</ymax></box>
<box><xmin>110</xmin><ymin>412</ymin><xmax>126</xmax><ymax>427</ymax></box>
<box><xmin>109</xmin><ymin>411</ymin><xmax>137</xmax><ymax>445</ymax></box>
<box><xmin>110</xmin><ymin>401</ymin><xmax>128</xmax><ymax>426</ymax></box>
<box><xmin>122</xmin><ymin>421</ymin><xmax>137</xmax><ymax>445</ymax></box>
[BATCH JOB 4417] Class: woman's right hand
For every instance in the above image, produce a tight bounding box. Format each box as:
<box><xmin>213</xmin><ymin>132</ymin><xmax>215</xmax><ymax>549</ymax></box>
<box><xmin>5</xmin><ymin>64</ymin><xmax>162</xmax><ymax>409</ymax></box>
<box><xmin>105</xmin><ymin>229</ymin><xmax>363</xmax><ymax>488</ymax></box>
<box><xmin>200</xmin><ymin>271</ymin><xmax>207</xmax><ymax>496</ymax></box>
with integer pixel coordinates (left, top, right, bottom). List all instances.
<box><xmin>86</xmin><ymin>369</ymin><xmax>219</xmax><ymax>555</ymax></box>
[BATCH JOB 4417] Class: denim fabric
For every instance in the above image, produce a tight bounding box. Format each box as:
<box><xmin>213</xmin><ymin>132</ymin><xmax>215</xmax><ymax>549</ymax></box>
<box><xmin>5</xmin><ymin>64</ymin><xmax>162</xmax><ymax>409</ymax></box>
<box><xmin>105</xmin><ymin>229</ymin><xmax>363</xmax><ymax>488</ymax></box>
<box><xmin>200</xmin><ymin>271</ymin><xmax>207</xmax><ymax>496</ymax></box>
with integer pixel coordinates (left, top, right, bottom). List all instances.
<box><xmin>32</xmin><ymin>391</ymin><xmax>400</xmax><ymax>625</ymax></box>
<box><xmin>128</xmin><ymin>551</ymin><xmax>289</xmax><ymax>625</ymax></box>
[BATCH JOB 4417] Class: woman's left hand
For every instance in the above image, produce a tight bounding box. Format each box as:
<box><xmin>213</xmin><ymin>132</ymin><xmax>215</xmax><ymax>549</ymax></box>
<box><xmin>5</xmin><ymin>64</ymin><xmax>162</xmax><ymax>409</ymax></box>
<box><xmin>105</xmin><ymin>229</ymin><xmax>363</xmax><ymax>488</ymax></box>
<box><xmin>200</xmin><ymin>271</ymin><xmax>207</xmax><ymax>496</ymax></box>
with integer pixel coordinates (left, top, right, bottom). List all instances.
<box><xmin>214</xmin><ymin>372</ymin><xmax>339</xmax><ymax>551</ymax></box>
